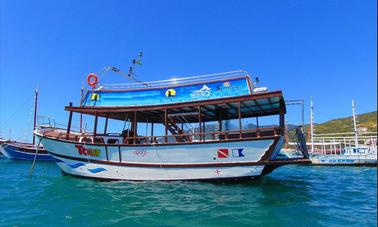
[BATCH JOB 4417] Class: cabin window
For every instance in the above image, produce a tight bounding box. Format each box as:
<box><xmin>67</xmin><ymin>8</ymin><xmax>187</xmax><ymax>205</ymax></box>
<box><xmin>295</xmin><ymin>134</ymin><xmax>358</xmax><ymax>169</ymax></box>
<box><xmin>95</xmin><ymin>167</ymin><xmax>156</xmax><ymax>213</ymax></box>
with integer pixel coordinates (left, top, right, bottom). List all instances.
<box><xmin>107</xmin><ymin>139</ymin><xmax>119</xmax><ymax>144</ymax></box>
<box><xmin>93</xmin><ymin>138</ymin><xmax>104</xmax><ymax>144</ymax></box>
<box><xmin>83</xmin><ymin>138</ymin><xmax>93</xmax><ymax>143</ymax></box>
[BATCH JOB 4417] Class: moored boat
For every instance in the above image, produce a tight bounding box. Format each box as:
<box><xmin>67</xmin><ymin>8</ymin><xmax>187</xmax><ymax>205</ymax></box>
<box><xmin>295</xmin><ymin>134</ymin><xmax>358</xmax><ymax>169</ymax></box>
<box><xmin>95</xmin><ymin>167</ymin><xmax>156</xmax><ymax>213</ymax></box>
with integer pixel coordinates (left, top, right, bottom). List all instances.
<box><xmin>0</xmin><ymin>138</ymin><xmax>6</xmax><ymax>157</ymax></box>
<box><xmin>1</xmin><ymin>141</ymin><xmax>52</xmax><ymax>161</ymax></box>
<box><xmin>35</xmin><ymin>70</ymin><xmax>310</xmax><ymax>180</ymax></box>
<box><xmin>307</xmin><ymin>98</ymin><xmax>377</xmax><ymax>166</ymax></box>
<box><xmin>310</xmin><ymin>147</ymin><xmax>377</xmax><ymax>165</ymax></box>
<box><xmin>1</xmin><ymin>89</ymin><xmax>54</xmax><ymax>161</ymax></box>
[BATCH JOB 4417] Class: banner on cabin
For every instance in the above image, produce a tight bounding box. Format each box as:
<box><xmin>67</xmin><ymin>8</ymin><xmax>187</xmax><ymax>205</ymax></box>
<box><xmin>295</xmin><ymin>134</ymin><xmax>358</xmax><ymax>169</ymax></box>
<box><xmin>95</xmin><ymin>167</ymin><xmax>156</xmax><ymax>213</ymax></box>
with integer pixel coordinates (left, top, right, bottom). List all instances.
<box><xmin>83</xmin><ymin>77</ymin><xmax>251</xmax><ymax>107</ymax></box>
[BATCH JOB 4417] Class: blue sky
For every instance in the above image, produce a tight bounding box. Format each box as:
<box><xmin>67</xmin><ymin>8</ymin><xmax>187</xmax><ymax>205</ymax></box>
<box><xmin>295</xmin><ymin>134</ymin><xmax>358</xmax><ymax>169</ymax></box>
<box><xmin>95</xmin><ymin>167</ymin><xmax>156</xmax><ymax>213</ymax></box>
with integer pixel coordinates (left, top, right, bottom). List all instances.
<box><xmin>0</xmin><ymin>0</ymin><xmax>376</xmax><ymax>141</ymax></box>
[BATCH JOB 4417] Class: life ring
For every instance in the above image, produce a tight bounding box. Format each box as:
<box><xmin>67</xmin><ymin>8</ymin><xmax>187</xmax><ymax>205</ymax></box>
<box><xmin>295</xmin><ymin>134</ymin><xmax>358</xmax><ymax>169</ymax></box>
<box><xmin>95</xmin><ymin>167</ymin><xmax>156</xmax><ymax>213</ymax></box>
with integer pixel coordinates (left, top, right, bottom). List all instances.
<box><xmin>87</xmin><ymin>73</ymin><xmax>98</xmax><ymax>88</ymax></box>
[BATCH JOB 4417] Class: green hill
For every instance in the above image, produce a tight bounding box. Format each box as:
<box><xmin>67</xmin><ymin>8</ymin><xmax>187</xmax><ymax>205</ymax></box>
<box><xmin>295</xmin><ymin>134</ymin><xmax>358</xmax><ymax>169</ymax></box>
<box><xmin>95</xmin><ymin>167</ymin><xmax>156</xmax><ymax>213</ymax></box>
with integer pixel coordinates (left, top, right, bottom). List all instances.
<box><xmin>307</xmin><ymin>111</ymin><xmax>377</xmax><ymax>135</ymax></box>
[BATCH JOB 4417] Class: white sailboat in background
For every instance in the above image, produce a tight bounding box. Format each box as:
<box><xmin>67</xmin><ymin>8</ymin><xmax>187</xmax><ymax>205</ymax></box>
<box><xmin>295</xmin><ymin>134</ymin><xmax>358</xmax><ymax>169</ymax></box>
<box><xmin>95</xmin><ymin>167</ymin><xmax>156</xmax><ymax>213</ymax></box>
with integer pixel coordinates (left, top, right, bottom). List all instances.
<box><xmin>308</xmin><ymin>99</ymin><xmax>377</xmax><ymax>166</ymax></box>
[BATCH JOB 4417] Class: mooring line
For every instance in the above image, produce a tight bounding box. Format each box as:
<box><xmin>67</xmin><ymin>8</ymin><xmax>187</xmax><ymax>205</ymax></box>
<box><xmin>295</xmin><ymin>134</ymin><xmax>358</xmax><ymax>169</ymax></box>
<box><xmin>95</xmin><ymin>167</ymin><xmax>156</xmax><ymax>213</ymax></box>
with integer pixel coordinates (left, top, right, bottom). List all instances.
<box><xmin>28</xmin><ymin>136</ymin><xmax>44</xmax><ymax>177</ymax></box>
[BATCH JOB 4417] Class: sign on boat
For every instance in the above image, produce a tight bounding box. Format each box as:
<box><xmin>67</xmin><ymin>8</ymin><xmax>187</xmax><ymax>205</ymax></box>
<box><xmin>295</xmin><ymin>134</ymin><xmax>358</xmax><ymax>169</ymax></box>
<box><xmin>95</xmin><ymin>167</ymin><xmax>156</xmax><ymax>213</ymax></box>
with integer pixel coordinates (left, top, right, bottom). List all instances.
<box><xmin>35</xmin><ymin>69</ymin><xmax>310</xmax><ymax>181</ymax></box>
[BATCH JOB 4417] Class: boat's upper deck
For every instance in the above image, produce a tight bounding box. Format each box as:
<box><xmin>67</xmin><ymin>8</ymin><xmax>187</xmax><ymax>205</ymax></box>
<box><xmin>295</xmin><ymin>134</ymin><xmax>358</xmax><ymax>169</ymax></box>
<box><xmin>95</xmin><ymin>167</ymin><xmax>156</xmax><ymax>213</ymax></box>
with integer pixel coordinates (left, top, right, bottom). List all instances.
<box><xmin>45</xmin><ymin>71</ymin><xmax>287</xmax><ymax>145</ymax></box>
<box><xmin>68</xmin><ymin>90</ymin><xmax>285</xmax><ymax>123</ymax></box>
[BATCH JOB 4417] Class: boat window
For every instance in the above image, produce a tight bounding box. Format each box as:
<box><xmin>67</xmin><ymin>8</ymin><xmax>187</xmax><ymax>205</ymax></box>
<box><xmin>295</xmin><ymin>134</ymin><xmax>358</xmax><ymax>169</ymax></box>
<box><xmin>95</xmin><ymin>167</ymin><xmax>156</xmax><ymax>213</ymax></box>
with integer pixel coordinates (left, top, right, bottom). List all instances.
<box><xmin>93</xmin><ymin>138</ymin><xmax>104</xmax><ymax>144</ymax></box>
<box><xmin>83</xmin><ymin>138</ymin><xmax>93</xmax><ymax>143</ymax></box>
<box><xmin>107</xmin><ymin>139</ymin><xmax>119</xmax><ymax>144</ymax></box>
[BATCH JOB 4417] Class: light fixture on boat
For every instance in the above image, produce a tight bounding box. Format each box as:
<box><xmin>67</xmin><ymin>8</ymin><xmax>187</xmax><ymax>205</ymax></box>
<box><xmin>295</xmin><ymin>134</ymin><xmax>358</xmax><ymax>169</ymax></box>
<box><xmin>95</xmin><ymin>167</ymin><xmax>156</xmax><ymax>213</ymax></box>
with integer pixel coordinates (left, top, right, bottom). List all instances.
<box><xmin>253</xmin><ymin>87</ymin><xmax>268</xmax><ymax>93</ymax></box>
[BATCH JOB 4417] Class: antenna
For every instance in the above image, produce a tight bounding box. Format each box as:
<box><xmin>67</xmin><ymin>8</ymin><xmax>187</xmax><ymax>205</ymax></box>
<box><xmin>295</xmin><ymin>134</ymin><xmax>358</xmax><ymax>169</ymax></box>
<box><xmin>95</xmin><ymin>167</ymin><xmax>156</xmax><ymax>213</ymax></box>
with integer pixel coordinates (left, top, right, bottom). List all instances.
<box><xmin>106</xmin><ymin>52</ymin><xmax>149</xmax><ymax>86</ymax></box>
<box><xmin>129</xmin><ymin>51</ymin><xmax>143</xmax><ymax>76</ymax></box>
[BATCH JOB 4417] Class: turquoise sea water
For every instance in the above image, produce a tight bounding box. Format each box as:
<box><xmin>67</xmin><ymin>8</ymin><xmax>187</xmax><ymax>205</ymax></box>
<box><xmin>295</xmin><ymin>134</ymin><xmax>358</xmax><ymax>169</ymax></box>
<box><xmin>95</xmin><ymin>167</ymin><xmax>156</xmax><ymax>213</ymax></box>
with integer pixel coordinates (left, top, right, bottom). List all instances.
<box><xmin>0</xmin><ymin>159</ymin><xmax>376</xmax><ymax>226</ymax></box>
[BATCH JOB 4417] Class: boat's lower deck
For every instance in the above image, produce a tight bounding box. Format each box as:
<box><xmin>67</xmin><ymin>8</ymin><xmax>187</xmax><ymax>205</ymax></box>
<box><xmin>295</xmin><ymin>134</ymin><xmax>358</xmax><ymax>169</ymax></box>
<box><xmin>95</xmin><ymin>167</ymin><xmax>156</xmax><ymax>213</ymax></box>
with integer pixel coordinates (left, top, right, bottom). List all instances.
<box><xmin>36</xmin><ymin>129</ymin><xmax>311</xmax><ymax>180</ymax></box>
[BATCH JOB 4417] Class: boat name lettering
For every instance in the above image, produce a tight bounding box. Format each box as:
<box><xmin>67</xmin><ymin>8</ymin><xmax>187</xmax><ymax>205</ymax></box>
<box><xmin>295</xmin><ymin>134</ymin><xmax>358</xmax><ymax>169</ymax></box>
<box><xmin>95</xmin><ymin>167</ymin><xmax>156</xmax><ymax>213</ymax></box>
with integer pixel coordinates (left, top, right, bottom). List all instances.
<box><xmin>75</xmin><ymin>145</ymin><xmax>101</xmax><ymax>157</ymax></box>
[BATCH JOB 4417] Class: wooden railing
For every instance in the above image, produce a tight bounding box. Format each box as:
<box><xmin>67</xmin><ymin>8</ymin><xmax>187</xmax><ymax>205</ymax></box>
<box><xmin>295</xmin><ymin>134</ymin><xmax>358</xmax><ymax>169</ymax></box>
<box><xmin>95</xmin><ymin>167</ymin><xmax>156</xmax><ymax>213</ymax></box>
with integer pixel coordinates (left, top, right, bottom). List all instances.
<box><xmin>42</xmin><ymin>126</ymin><xmax>283</xmax><ymax>145</ymax></box>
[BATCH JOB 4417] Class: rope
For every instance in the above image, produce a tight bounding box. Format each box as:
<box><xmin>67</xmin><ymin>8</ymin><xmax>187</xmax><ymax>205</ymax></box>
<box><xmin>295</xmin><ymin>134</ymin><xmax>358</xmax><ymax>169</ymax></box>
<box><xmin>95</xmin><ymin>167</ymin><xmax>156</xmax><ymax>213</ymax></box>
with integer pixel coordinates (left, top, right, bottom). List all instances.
<box><xmin>28</xmin><ymin>136</ymin><xmax>44</xmax><ymax>177</ymax></box>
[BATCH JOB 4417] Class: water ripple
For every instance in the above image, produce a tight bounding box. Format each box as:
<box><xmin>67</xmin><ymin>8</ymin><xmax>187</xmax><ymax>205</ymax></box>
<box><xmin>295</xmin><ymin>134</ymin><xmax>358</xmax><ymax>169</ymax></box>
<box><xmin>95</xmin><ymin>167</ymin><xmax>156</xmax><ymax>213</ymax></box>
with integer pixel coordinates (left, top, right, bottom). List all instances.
<box><xmin>0</xmin><ymin>160</ymin><xmax>376</xmax><ymax>226</ymax></box>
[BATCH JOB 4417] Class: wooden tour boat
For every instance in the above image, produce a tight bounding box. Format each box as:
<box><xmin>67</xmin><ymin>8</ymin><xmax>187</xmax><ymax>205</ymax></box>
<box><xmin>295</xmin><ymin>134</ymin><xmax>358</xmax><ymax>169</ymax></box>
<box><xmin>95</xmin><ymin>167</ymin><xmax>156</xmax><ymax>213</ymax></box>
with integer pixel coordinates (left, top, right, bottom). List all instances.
<box><xmin>35</xmin><ymin>70</ymin><xmax>310</xmax><ymax>180</ymax></box>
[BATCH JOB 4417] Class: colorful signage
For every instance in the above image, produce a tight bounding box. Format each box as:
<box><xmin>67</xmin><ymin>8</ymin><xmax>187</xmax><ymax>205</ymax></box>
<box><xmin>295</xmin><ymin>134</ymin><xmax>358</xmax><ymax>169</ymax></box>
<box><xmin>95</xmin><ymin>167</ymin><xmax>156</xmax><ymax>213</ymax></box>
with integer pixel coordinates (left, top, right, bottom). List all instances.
<box><xmin>75</xmin><ymin>145</ymin><xmax>101</xmax><ymax>157</ymax></box>
<box><xmin>217</xmin><ymin>148</ymin><xmax>245</xmax><ymax>159</ymax></box>
<box><xmin>83</xmin><ymin>77</ymin><xmax>251</xmax><ymax>107</ymax></box>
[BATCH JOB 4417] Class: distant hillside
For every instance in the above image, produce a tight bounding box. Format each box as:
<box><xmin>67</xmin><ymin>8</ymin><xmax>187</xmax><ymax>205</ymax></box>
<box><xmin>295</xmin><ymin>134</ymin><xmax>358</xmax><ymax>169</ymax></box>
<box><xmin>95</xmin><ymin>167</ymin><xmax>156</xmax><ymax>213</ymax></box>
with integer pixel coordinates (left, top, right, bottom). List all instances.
<box><xmin>302</xmin><ymin>111</ymin><xmax>377</xmax><ymax>135</ymax></box>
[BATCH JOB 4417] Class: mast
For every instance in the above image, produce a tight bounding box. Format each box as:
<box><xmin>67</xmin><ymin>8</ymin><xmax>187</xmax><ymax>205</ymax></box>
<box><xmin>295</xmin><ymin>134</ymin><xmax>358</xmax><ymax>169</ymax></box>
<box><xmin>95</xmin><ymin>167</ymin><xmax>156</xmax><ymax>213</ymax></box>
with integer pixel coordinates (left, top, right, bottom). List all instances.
<box><xmin>352</xmin><ymin>100</ymin><xmax>359</xmax><ymax>148</ymax></box>
<box><xmin>32</xmin><ymin>88</ymin><xmax>38</xmax><ymax>145</ymax></box>
<box><xmin>310</xmin><ymin>97</ymin><xmax>314</xmax><ymax>153</ymax></box>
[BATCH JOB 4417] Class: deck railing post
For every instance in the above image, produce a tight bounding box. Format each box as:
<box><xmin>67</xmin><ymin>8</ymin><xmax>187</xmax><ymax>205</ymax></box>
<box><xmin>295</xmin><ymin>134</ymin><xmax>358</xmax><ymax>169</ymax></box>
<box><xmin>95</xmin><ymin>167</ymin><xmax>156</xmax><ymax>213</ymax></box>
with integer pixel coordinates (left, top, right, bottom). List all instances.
<box><xmin>66</xmin><ymin>103</ymin><xmax>73</xmax><ymax>140</ymax></box>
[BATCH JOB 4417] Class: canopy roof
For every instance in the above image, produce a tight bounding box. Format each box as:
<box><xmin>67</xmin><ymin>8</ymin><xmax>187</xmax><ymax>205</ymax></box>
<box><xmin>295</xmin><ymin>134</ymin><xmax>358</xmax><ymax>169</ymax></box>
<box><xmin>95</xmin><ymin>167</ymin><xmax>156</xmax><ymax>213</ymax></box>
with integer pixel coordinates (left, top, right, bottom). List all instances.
<box><xmin>66</xmin><ymin>91</ymin><xmax>286</xmax><ymax>123</ymax></box>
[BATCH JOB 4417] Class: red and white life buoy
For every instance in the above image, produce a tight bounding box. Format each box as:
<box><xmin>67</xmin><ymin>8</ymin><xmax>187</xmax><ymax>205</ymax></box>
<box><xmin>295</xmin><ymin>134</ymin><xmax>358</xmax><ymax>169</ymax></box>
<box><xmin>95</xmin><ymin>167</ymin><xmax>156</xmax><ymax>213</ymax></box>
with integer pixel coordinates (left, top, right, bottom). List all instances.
<box><xmin>87</xmin><ymin>73</ymin><xmax>98</xmax><ymax>88</ymax></box>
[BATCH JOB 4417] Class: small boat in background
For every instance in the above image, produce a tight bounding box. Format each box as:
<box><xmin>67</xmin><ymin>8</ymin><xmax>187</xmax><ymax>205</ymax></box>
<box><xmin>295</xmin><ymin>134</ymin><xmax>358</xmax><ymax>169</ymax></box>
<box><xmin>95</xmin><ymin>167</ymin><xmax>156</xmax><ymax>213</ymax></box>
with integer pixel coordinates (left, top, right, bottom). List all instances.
<box><xmin>307</xmin><ymin>99</ymin><xmax>377</xmax><ymax>166</ymax></box>
<box><xmin>310</xmin><ymin>146</ymin><xmax>377</xmax><ymax>165</ymax></box>
<box><xmin>0</xmin><ymin>89</ymin><xmax>54</xmax><ymax>161</ymax></box>
<box><xmin>1</xmin><ymin>141</ymin><xmax>52</xmax><ymax>161</ymax></box>
<box><xmin>0</xmin><ymin>138</ymin><xmax>6</xmax><ymax>157</ymax></box>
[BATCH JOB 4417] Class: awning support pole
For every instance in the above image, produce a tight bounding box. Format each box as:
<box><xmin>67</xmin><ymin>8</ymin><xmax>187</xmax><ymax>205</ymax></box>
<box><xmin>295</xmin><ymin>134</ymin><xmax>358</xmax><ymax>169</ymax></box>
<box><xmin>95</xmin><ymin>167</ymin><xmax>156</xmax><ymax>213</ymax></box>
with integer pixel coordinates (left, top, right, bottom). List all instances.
<box><xmin>66</xmin><ymin>111</ymin><xmax>73</xmax><ymax>140</ymax></box>
<box><xmin>164</xmin><ymin>109</ymin><xmax>168</xmax><ymax>143</ymax></box>
<box><xmin>94</xmin><ymin>112</ymin><xmax>98</xmax><ymax>137</ymax></box>
<box><xmin>198</xmin><ymin>106</ymin><xmax>202</xmax><ymax>141</ymax></box>
<box><xmin>238</xmin><ymin>101</ymin><xmax>242</xmax><ymax>138</ymax></box>
<box><xmin>66</xmin><ymin>102</ymin><xmax>73</xmax><ymax>140</ymax></box>
<box><xmin>104</xmin><ymin>115</ymin><xmax>108</xmax><ymax>134</ymax></box>
<box><xmin>151</xmin><ymin>122</ymin><xmax>154</xmax><ymax>143</ymax></box>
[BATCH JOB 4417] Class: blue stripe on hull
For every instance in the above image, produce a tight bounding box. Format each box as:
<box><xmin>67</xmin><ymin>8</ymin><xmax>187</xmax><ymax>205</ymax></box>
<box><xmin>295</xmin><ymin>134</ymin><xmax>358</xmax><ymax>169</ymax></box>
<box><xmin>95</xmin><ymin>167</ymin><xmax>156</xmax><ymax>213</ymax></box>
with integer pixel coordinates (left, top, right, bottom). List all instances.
<box><xmin>2</xmin><ymin>145</ymin><xmax>54</xmax><ymax>161</ymax></box>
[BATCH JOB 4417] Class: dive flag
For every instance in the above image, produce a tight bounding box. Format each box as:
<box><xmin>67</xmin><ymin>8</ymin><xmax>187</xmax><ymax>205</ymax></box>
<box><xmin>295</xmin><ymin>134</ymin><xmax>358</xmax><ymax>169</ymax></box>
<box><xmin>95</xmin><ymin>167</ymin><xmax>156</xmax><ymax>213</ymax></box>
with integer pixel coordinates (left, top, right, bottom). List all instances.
<box><xmin>232</xmin><ymin>148</ymin><xmax>245</xmax><ymax>157</ymax></box>
<box><xmin>217</xmin><ymin>149</ymin><xmax>229</xmax><ymax>158</ymax></box>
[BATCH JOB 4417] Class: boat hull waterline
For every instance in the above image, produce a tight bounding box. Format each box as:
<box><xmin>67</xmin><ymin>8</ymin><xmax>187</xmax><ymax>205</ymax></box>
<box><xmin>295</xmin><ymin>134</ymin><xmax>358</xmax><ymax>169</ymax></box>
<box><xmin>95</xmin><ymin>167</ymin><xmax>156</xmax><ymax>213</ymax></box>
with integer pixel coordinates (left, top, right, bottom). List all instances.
<box><xmin>36</xmin><ymin>135</ymin><xmax>285</xmax><ymax>181</ymax></box>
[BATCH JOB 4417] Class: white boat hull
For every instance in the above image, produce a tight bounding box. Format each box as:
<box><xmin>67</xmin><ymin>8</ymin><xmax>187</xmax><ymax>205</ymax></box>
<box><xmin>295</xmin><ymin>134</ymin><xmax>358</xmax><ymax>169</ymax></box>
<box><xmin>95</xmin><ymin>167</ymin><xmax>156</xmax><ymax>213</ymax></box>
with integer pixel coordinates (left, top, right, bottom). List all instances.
<box><xmin>55</xmin><ymin>156</ymin><xmax>265</xmax><ymax>180</ymax></box>
<box><xmin>37</xmin><ymin>134</ymin><xmax>284</xmax><ymax>181</ymax></box>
